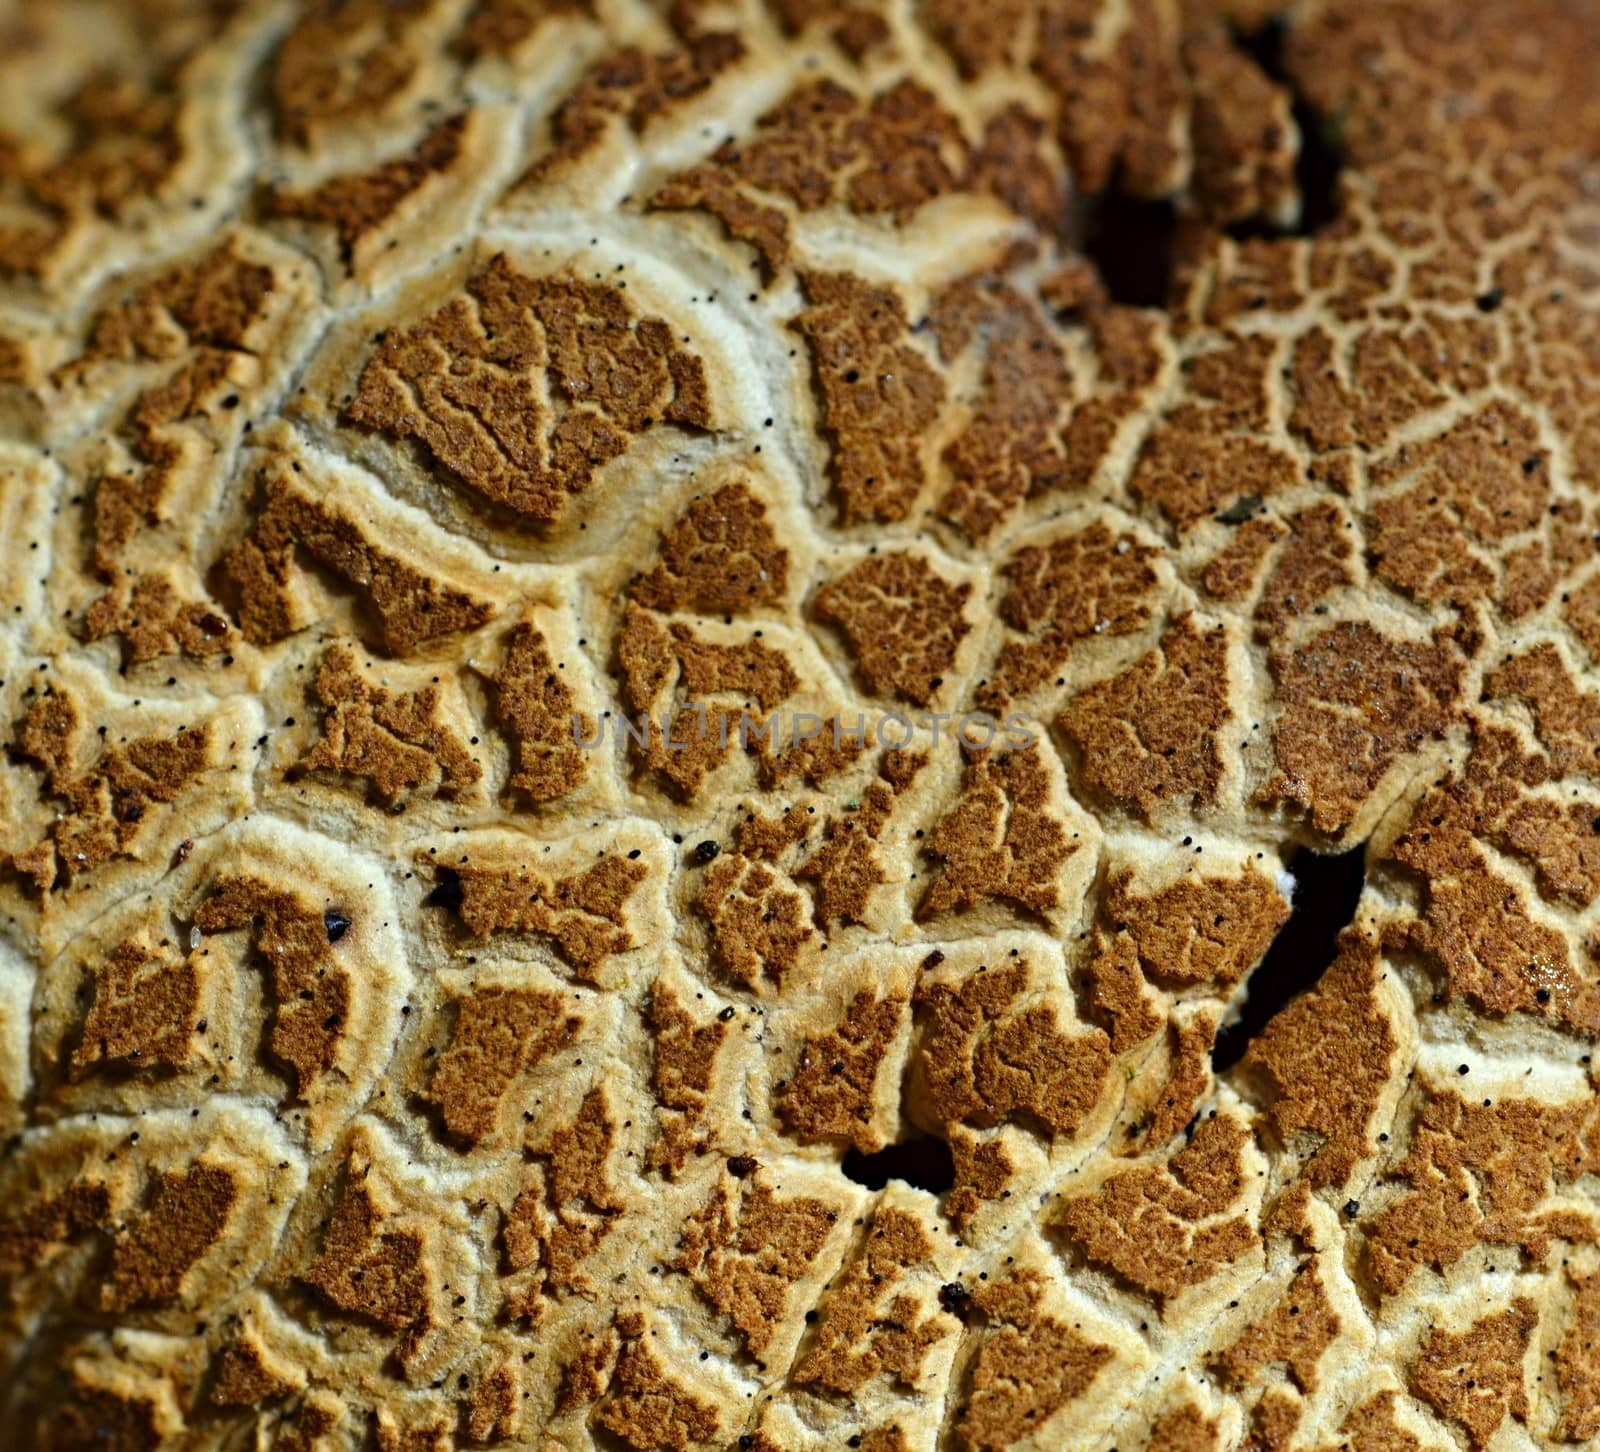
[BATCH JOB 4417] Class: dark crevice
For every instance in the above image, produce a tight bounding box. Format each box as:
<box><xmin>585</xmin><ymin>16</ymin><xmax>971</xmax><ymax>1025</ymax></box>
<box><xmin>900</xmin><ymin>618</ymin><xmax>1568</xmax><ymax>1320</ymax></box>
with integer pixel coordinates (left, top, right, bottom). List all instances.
<box><xmin>1211</xmin><ymin>845</ymin><xmax>1366</xmax><ymax>1071</ymax></box>
<box><xmin>1229</xmin><ymin>17</ymin><xmax>1345</xmax><ymax>240</ymax></box>
<box><xmin>841</xmin><ymin>1135</ymin><xmax>955</xmax><ymax>1194</ymax></box>
<box><xmin>1075</xmin><ymin>186</ymin><xmax>1180</xmax><ymax>308</ymax></box>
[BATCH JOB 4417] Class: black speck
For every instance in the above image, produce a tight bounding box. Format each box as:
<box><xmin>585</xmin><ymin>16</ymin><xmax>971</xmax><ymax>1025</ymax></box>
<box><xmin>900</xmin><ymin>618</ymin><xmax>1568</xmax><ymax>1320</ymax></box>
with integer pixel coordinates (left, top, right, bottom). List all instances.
<box><xmin>938</xmin><ymin>1281</ymin><xmax>972</xmax><ymax>1319</ymax></box>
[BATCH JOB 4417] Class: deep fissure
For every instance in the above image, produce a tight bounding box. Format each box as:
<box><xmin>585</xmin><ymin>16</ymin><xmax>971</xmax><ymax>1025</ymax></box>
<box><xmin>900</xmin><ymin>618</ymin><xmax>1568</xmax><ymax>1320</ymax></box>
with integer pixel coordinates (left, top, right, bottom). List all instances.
<box><xmin>1073</xmin><ymin>18</ymin><xmax>1345</xmax><ymax>311</ymax></box>
<box><xmin>841</xmin><ymin>1134</ymin><xmax>956</xmax><ymax>1194</ymax></box>
<box><xmin>1231</xmin><ymin>16</ymin><xmax>1346</xmax><ymax>239</ymax></box>
<box><xmin>1211</xmin><ymin>845</ymin><xmax>1366</xmax><ymax>1071</ymax></box>
<box><xmin>1075</xmin><ymin>187</ymin><xmax>1181</xmax><ymax>309</ymax></box>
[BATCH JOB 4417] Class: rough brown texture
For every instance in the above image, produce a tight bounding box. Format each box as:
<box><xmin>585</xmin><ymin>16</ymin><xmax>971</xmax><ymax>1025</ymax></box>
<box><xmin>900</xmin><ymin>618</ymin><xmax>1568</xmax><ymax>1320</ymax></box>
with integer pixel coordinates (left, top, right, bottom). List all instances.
<box><xmin>1411</xmin><ymin>1300</ymin><xmax>1537</xmax><ymax>1448</ymax></box>
<box><xmin>813</xmin><ymin>552</ymin><xmax>972</xmax><ymax>706</ymax></box>
<box><xmin>6</xmin><ymin>0</ymin><xmax>1600</xmax><ymax>1447</ymax></box>
<box><xmin>1057</xmin><ymin>1115</ymin><xmax>1257</xmax><ymax>1301</ymax></box>
<box><xmin>298</xmin><ymin>643</ymin><xmax>480</xmax><ymax>807</ymax></box>
<box><xmin>1059</xmin><ymin>615</ymin><xmax>1233</xmax><ymax>817</ymax></box>
<box><xmin>347</xmin><ymin>255</ymin><xmax>712</xmax><ymax>521</ymax></box>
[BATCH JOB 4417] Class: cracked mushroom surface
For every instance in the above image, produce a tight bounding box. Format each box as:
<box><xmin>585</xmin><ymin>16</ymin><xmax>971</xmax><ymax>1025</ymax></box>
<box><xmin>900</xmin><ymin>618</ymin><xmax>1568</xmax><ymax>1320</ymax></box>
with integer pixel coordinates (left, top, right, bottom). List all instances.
<box><xmin>0</xmin><ymin>0</ymin><xmax>1599</xmax><ymax>1447</ymax></box>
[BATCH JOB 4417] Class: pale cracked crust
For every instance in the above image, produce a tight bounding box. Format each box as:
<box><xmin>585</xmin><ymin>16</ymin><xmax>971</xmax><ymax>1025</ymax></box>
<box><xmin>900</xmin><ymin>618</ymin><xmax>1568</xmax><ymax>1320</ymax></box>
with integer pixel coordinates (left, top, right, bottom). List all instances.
<box><xmin>0</xmin><ymin>0</ymin><xmax>1599</xmax><ymax>1448</ymax></box>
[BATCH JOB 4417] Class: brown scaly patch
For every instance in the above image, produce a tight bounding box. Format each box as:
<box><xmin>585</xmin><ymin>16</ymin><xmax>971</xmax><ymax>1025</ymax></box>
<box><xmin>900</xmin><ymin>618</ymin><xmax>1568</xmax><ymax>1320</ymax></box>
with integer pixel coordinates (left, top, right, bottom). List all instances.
<box><xmin>673</xmin><ymin>1168</ymin><xmax>840</xmax><ymax>1354</ymax></box>
<box><xmin>264</xmin><ymin>113</ymin><xmax>470</xmax><ymax>261</ymax></box>
<box><xmin>71</xmin><ymin>936</ymin><xmax>203</xmax><ymax>1077</ymax></box>
<box><xmin>979</xmin><ymin>522</ymin><xmax>1162</xmax><ymax>709</ymax></box>
<box><xmin>793</xmin><ymin>1206</ymin><xmax>956</xmax><ymax>1395</ymax></box>
<box><xmin>502</xmin><ymin>1088</ymin><xmax>622</xmax><ymax>1315</ymax></box>
<box><xmin>646</xmin><ymin>982</ymin><xmax>729</xmax><ymax>1174</ymax></box>
<box><xmin>813</xmin><ymin>551</ymin><xmax>972</xmax><ymax>706</ymax></box>
<box><xmin>1182</xmin><ymin>16</ymin><xmax>1297</xmax><ymax>227</ymax></box>
<box><xmin>595</xmin><ymin>1312</ymin><xmax>722</xmax><ymax>1450</ymax></box>
<box><xmin>794</xmin><ymin>749</ymin><xmax>926</xmax><ymax>926</ymax></box>
<box><xmin>421</xmin><ymin>852</ymin><xmax>647</xmax><ymax>979</ymax></box>
<box><xmin>209</xmin><ymin>1329</ymin><xmax>300</xmax><ymax>1407</ymax></box>
<box><xmin>945</xmin><ymin>1131</ymin><xmax>1017</xmax><ymax>1232</ymax></box>
<box><xmin>1266</xmin><ymin>622</ymin><xmax>1465</xmax><ymax>835</ymax></box>
<box><xmin>790</xmin><ymin>272</ymin><xmax>945</xmax><ymax>523</ymax></box>
<box><xmin>346</xmin><ymin>254</ymin><xmax>712</xmax><ymax>521</ymax></box>
<box><xmin>272</xmin><ymin>0</ymin><xmax>446</xmax><ymax>146</ymax></box>
<box><xmin>1122</xmin><ymin>1011</ymin><xmax>1220</xmax><ymax>1154</ymax></box>
<box><xmin>1056</xmin><ymin>1116</ymin><xmax>1258</xmax><ymax>1302</ymax></box>
<box><xmin>1361</xmin><ymin>1084</ymin><xmax>1600</xmax><ymax>1296</ymax></box>
<box><xmin>1368</xmin><ymin>403</ymin><xmax>1551</xmax><ymax>609</ymax></box>
<box><xmin>1141</xmin><ymin>1402</ymin><xmax>1224</xmax><ymax>1451</ymax></box>
<box><xmin>1085</xmin><ymin>867</ymin><xmax>1288</xmax><ymax>1051</ymax></box>
<box><xmin>33</xmin><ymin>1357</ymin><xmax>182</xmax><ymax>1452</ymax></box>
<box><xmin>914</xmin><ymin>961</ymin><xmax>1112</xmax><ymax>1141</ymax></box>
<box><xmin>463</xmin><ymin>0</ymin><xmax>593</xmax><ymax>54</ymax></box>
<box><xmin>920</xmin><ymin>743</ymin><xmax>1076</xmax><ymax>920</ymax></box>
<box><xmin>934</xmin><ymin>279</ymin><xmax>1075</xmax><ymax>539</ymax></box>
<box><xmin>300</xmin><ymin>1154</ymin><xmax>436</xmax><ymax>1369</ymax></box>
<box><xmin>1033</xmin><ymin>0</ymin><xmax>1186</xmax><ymax>197</ymax></box>
<box><xmin>1251</xmin><ymin>502</ymin><xmax>1358</xmax><ymax>640</ymax></box>
<box><xmin>490</xmin><ymin>618</ymin><xmax>591</xmax><ymax>804</ymax></box>
<box><xmin>1059</xmin><ymin>615</ymin><xmax>1234</xmax><ymax>818</ymax></box>
<box><xmin>423</xmin><ymin>985</ymin><xmax>580</xmax><ymax>1146</ymax></box>
<box><xmin>1383</xmin><ymin>743</ymin><xmax>1600</xmax><ymax>1032</ymax></box>
<box><xmin>1411</xmin><ymin>1299</ymin><xmax>1537</xmax><ymax>1449</ymax></box>
<box><xmin>1485</xmin><ymin>644</ymin><xmax>1600</xmax><ymax>780</ymax></box>
<box><xmin>652</xmin><ymin>77</ymin><xmax>987</xmax><ymax>276</ymax></box>
<box><xmin>920</xmin><ymin>0</ymin><xmax>1026</xmax><ymax>78</ymax></box>
<box><xmin>7</xmin><ymin>691</ymin><xmax>214</xmax><ymax>890</ymax></box>
<box><xmin>632</xmin><ymin>481</ymin><xmax>788</xmax><ymax>615</ymax></box>
<box><xmin>1130</xmin><ymin>400</ymin><xmax>1300</xmax><ymax>529</ymax></box>
<box><xmin>464</xmin><ymin>1356</ymin><xmax>519</xmax><ymax>1442</ymax></box>
<box><xmin>1230</xmin><ymin>1267</ymin><xmax>1345</xmax><ymax>1397</ymax></box>
<box><xmin>767</xmin><ymin>0</ymin><xmax>891</xmax><ymax>59</ymax></box>
<box><xmin>616</xmin><ymin>605</ymin><xmax>800</xmax><ymax>800</ymax></box>
<box><xmin>0</xmin><ymin>1181</ymin><xmax>112</xmax><ymax>1286</ymax></box>
<box><xmin>99</xmin><ymin>1162</ymin><xmax>238</xmax><ymax>1312</ymax></box>
<box><xmin>195</xmin><ymin>876</ymin><xmax>354</xmax><ymax>1098</ymax></box>
<box><xmin>1555</xmin><ymin>1268</ymin><xmax>1600</xmax><ymax>1441</ymax></box>
<box><xmin>527</xmin><ymin>31</ymin><xmax>747</xmax><ymax>185</ymax></box>
<box><xmin>224</xmin><ymin>472</ymin><xmax>496</xmax><ymax>653</ymax></box>
<box><xmin>1241</xmin><ymin>933</ymin><xmax>1399</xmax><ymax>1188</ymax></box>
<box><xmin>0</xmin><ymin>3</ymin><xmax>235</xmax><ymax>281</ymax></box>
<box><xmin>697</xmin><ymin>853</ymin><xmax>813</xmax><ymax>989</ymax></box>
<box><xmin>957</xmin><ymin>1270</ymin><xmax>1114</xmax><ymax>1450</ymax></box>
<box><xmin>776</xmin><ymin>990</ymin><xmax>906</xmax><ymax>1152</ymax></box>
<box><xmin>83</xmin><ymin>572</ymin><xmax>233</xmax><ymax>667</ymax></box>
<box><xmin>297</xmin><ymin>643</ymin><xmax>480</xmax><ymax>808</ymax></box>
<box><xmin>60</xmin><ymin>241</ymin><xmax>279</xmax><ymax>575</ymax></box>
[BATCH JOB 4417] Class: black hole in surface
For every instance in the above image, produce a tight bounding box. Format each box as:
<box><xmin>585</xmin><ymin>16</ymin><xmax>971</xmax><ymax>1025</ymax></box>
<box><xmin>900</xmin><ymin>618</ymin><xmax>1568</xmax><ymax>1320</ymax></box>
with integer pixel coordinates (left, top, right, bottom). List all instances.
<box><xmin>424</xmin><ymin>868</ymin><xmax>464</xmax><ymax>912</ymax></box>
<box><xmin>1076</xmin><ymin>188</ymin><xmax>1179</xmax><ymax>308</ymax></box>
<box><xmin>1211</xmin><ymin>845</ymin><xmax>1365</xmax><ymax>1071</ymax></box>
<box><xmin>841</xmin><ymin>1135</ymin><xmax>955</xmax><ymax>1194</ymax></box>
<box><xmin>1228</xmin><ymin>17</ymin><xmax>1345</xmax><ymax>240</ymax></box>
